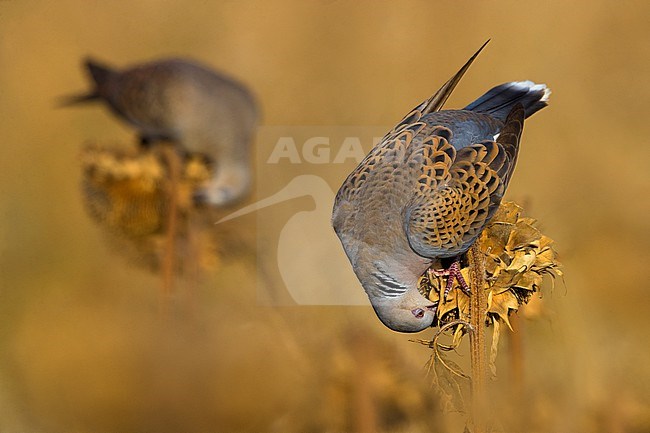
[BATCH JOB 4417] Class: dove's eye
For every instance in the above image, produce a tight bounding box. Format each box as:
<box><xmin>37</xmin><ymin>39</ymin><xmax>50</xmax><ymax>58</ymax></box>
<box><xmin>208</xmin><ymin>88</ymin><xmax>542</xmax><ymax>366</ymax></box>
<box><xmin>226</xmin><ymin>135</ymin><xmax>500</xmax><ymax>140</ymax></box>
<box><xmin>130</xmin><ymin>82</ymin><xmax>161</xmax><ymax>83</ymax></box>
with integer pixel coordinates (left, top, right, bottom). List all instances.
<box><xmin>411</xmin><ymin>308</ymin><xmax>425</xmax><ymax>319</ymax></box>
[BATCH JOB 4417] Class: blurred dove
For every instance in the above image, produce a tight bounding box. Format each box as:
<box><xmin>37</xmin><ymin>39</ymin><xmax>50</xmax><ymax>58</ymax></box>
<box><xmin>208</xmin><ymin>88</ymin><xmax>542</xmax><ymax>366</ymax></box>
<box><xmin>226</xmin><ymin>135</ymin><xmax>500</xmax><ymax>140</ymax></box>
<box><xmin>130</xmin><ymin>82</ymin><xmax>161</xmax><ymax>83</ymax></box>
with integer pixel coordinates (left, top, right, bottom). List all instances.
<box><xmin>63</xmin><ymin>57</ymin><xmax>258</xmax><ymax>206</ymax></box>
<box><xmin>332</xmin><ymin>41</ymin><xmax>550</xmax><ymax>332</ymax></box>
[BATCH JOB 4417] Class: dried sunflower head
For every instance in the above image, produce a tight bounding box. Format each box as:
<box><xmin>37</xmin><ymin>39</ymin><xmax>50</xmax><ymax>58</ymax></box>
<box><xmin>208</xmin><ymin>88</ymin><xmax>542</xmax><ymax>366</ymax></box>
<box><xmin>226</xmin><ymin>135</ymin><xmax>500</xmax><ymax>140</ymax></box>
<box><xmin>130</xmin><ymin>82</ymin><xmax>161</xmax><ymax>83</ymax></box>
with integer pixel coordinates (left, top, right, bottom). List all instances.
<box><xmin>80</xmin><ymin>143</ymin><xmax>210</xmax><ymax>237</ymax></box>
<box><xmin>418</xmin><ymin>201</ymin><xmax>562</xmax><ymax>330</ymax></box>
<box><xmin>80</xmin><ymin>142</ymin><xmax>219</xmax><ymax>273</ymax></box>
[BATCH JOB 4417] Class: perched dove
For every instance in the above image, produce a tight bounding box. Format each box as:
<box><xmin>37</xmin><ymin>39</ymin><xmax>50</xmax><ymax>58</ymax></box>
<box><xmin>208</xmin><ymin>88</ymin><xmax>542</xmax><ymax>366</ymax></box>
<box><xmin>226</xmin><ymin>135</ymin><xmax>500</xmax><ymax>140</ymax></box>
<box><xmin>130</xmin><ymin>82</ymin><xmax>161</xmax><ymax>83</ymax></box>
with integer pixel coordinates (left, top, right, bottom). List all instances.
<box><xmin>332</xmin><ymin>42</ymin><xmax>550</xmax><ymax>332</ymax></box>
<box><xmin>63</xmin><ymin>57</ymin><xmax>258</xmax><ymax>206</ymax></box>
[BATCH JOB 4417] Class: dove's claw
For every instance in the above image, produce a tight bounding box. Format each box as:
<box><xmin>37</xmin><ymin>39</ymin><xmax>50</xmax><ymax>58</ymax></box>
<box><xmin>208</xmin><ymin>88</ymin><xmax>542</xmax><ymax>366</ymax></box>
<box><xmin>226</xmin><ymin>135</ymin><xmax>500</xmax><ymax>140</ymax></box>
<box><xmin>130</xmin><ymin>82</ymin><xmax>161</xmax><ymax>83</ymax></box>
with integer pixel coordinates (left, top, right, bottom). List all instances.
<box><xmin>428</xmin><ymin>260</ymin><xmax>471</xmax><ymax>301</ymax></box>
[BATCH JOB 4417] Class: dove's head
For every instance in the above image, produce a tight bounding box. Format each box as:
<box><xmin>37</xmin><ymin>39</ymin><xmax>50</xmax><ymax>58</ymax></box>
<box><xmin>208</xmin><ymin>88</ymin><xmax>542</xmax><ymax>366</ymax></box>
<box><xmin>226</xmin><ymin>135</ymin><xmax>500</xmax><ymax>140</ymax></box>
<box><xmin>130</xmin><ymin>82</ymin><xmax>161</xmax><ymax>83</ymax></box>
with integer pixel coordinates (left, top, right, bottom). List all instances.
<box><xmin>370</xmin><ymin>289</ymin><xmax>437</xmax><ymax>333</ymax></box>
<box><xmin>194</xmin><ymin>163</ymin><xmax>252</xmax><ymax>207</ymax></box>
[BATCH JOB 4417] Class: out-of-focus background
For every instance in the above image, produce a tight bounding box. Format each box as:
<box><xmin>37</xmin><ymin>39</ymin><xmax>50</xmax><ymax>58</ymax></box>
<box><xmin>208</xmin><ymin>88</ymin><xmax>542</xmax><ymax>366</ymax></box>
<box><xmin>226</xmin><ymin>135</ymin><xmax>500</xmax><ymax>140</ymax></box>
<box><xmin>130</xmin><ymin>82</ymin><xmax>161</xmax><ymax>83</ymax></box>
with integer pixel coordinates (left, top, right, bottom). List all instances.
<box><xmin>0</xmin><ymin>1</ymin><xmax>649</xmax><ymax>432</ymax></box>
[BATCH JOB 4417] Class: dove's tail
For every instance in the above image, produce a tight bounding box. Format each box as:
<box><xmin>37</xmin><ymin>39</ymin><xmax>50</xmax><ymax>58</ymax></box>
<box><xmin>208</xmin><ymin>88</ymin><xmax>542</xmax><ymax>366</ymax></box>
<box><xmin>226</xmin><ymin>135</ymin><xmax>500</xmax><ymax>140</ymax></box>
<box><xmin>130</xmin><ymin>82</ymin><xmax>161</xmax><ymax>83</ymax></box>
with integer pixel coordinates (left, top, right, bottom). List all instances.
<box><xmin>57</xmin><ymin>58</ymin><xmax>117</xmax><ymax>107</ymax></box>
<box><xmin>465</xmin><ymin>81</ymin><xmax>550</xmax><ymax>121</ymax></box>
<box><xmin>56</xmin><ymin>92</ymin><xmax>100</xmax><ymax>107</ymax></box>
<box><xmin>84</xmin><ymin>58</ymin><xmax>116</xmax><ymax>87</ymax></box>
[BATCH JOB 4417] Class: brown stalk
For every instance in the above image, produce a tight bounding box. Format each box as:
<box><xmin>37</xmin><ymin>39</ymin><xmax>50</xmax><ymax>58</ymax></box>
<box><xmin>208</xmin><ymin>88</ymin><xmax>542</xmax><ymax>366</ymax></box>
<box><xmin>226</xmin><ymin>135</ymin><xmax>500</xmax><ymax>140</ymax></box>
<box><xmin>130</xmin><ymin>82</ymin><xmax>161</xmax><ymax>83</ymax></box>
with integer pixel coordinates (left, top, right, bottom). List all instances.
<box><xmin>160</xmin><ymin>143</ymin><xmax>181</xmax><ymax>317</ymax></box>
<box><xmin>508</xmin><ymin>313</ymin><xmax>524</xmax><ymax>429</ymax></box>
<box><xmin>352</xmin><ymin>332</ymin><xmax>378</xmax><ymax>433</ymax></box>
<box><xmin>468</xmin><ymin>242</ymin><xmax>488</xmax><ymax>432</ymax></box>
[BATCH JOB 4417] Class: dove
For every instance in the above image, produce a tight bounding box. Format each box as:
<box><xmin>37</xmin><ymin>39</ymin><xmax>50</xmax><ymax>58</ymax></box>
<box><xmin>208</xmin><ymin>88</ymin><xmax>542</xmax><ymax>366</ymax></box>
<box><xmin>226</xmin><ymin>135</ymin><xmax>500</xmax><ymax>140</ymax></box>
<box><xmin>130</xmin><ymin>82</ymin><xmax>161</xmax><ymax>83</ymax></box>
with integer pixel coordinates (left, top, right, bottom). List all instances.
<box><xmin>63</xmin><ymin>57</ymin><xmax>258</xmax><ymax>206</ymax></box>
<box><xmin>332</xmin><ymin>41</ymin><xmax>550</xmax><ymax>333</ymax></box>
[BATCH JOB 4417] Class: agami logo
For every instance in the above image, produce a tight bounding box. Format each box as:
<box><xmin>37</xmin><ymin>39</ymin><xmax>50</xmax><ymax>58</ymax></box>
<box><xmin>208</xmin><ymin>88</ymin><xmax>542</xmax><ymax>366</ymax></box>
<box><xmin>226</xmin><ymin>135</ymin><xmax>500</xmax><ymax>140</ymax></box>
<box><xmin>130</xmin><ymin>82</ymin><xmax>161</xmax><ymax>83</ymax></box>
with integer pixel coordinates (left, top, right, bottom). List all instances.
<box><xmin>218</xmin><ymin>126</ymin><xmax>387</xmax><ymax>306</ymax></box>
<box><xmin>266</xmin><ymin>136</ymin><xmax>378</xmax><ymax>164</ymax></box>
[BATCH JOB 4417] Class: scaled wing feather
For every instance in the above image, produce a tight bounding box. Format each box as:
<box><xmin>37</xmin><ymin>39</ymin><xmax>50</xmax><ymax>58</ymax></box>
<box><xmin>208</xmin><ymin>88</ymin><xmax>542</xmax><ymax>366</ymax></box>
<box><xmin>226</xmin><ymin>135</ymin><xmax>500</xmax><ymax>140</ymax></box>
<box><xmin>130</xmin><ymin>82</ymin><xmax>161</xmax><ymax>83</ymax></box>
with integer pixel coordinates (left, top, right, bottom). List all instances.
<box><xmin>404</xmin><ymin>104</ymin><xmax>525</xmax><ymax>259</ymax></box>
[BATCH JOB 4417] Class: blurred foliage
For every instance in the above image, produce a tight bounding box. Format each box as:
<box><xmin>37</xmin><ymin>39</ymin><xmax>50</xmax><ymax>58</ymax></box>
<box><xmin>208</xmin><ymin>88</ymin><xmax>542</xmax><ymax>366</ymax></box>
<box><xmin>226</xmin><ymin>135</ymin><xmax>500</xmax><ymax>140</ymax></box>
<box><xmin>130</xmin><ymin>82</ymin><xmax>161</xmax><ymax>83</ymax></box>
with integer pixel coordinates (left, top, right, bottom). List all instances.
<box><xmin>81</xmin><ymin>143</ymin><xmax>209</xmax><ymax>235</ymax></box>
<box><xmin>80</xmin><ymin>142</ymin><xmax>220</xmax><ymax>273</ymax></box>
<box><xmin>0</xmin><ymin>1</ymin><xmax>649</xmax><ymax>432</ymax></box>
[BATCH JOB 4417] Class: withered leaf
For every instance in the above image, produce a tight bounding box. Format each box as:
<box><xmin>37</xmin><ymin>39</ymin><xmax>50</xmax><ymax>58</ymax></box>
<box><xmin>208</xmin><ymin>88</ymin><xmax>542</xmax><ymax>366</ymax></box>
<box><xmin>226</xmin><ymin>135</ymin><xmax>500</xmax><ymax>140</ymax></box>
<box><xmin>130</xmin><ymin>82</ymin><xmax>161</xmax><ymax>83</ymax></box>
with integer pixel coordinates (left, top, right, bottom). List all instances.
<box><xmin>506</xmin><ymin>220</ymin><xmax>542</xmax><ymax>251</ymax></box>
<box><xmin>491</xmin><ymin>269</ymin><xmax>519</xmax><ymax>294</ymax></box>
<box><xmin>506</xmin><ymin>250</ymin><xmax>537</xmax><ymax>273</ymax></box>
<box><xmin>512</xmin><ymin>271</ymin><xmax>542</xmax><ymax>292</ymax></box>
<box><xmin>489</xmin><ymin>318</ymin><xmax>501</xmax><ymax>378</ymax></box>
<box><xmin>491</xmin><ymin>201</ymin><xmax>522</xmax><ymax>224</ymax></box>
<box><xmin>484</xmin><ymin>255</ymin><xmax>502</xmax><ymax>275</ymax></box>
<box><xmin>487</xmin><ymin>291</ymin><xmax>519</xmax><ymax>329</ymax></box>
<box><xmin>538</xmin><ymin>235</ymin><xmax>555</xmax><ymax>251</ymax></box>
<box><xmin>432</xmin><ymin>352</ymin><xmax>468</xmax><ymax>413</ymax></box>
<box><xmin>480</xmin><ymin>222</ymin><xmax>513</xmax><ymax>254</ymax></box>
<box><xmin>534</xmin><ymin>247</ymin><xmax>558</xmax><ymax>270</ymax></box>
<box><xmin>416</xmin><ymin>200</ymin><xmax>561</xmax><ymax>359</ymax></box>
<box><xmin>438</xmin><ymin>291</ymin><xmax>460</xmax><ymax>321</ymax></box>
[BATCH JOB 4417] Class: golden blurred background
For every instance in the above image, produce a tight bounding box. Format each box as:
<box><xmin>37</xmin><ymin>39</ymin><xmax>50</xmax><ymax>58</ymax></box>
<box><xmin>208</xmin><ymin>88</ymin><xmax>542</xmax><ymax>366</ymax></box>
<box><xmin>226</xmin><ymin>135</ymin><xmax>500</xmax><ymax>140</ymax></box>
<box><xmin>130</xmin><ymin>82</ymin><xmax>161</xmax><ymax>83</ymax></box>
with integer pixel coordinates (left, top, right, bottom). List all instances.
<box><xmin>0</xmin><ymin>1</ymin><xmax>649</xmax><ymax>432</ymax></box>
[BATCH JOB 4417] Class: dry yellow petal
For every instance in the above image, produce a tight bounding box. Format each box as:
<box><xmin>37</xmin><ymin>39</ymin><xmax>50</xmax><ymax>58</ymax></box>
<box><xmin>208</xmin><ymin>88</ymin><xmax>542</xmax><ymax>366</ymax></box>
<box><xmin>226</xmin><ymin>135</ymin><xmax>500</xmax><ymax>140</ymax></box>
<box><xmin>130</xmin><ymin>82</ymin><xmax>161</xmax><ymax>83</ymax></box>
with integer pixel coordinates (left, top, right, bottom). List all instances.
<box><xmin>481</xmin><ymin>222</ymin><xmax>513</xmax><ymax>254</ymax></box>
<box><xmin>506</xmin><ymin>220</ymin><xmax>542</xmax><ymax>251</ymax></box>
<box><xmin>534</xmin><ymin>247</ymin><xmax>557</xmax><ymax>269</ymax></box>
<box><xmin>491</xmin><ymin>201</ymin><xmax>522</xmax><ymax>224</ymax></box>
<box><xmin>512</xmin><ymin>271</ymin><xmax>542</xmax><ymax>292</ymax></box>
<box><xmin>506</xmin><ymin>250</ymin><xmax>537</xmax><ymax>273</ymax></box>
<box><xmin>488</xmin><ymin>292</ymin><xmax>519</xmax><ymax>329</ymax></box>
<box><xmin>538</xmin><ymin>235</ymin><xmax>555</xmax><ymax>250</ymax></box>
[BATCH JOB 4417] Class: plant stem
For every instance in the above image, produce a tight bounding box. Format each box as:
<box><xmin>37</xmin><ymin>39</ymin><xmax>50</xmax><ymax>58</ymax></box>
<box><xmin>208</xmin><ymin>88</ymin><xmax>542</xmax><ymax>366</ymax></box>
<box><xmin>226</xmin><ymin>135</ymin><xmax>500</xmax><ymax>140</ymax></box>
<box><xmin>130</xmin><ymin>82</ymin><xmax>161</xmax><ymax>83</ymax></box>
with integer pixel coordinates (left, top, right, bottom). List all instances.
<box><xmin>352</xmin><ymin>331</ymin><xmax>378</xmax><ymax>433</ymax></box>
<box><xmin>468</xmin><ymin>242</ymin><xmax>488</xmax><ymax>432</ymax></box>
<box><xmin>508</xmin><ymin>313</ymin><xmax>524</xmax><ymax>430</ymax></box>
<box><xmin>160</xmin><ymin>144</ymin><xmax>180</xmax><ymax>318</ymax></box>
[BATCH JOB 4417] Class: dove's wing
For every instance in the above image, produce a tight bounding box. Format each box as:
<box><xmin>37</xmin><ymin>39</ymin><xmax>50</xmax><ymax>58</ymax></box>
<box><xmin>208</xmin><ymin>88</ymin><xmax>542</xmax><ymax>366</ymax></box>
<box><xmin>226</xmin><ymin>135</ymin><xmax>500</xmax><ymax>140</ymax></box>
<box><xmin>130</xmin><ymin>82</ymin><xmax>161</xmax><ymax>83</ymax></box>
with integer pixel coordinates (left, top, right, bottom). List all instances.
<box><xmin>404</xmin><ymin>104</ymin><xmax>525</xmax><ymax>259</ymax></box>
<box><xmin>334</xmin><ymin>40</ymin><xmax>490</xmax><ymax>210</ymax></box>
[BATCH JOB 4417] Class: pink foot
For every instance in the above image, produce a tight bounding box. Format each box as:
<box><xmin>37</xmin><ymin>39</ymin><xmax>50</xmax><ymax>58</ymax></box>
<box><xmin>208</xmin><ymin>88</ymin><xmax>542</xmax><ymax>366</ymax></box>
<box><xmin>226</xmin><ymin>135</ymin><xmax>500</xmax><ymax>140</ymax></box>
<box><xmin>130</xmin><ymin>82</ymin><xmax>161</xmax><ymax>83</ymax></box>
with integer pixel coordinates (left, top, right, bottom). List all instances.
<box><xmin>428</xmin><ymin>260</ymin><xmax>471</xmax><ymax>300</ymax></box>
